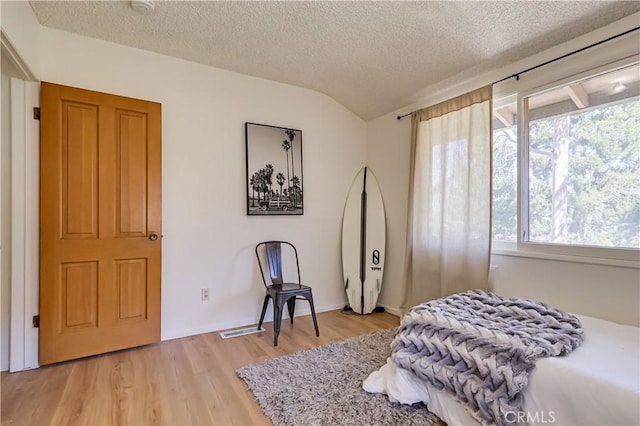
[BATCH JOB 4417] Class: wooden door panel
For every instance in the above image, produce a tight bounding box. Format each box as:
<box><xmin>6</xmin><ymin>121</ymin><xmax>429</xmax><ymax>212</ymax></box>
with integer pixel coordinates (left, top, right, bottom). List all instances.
<box><xmin>40</xmin><ymin>82</ymin><xmax>161</xmax><ymax>365</ymax></box>
<box><xmin>116</xmin><ymin>110</ymin><xmax>148</xmax><ymax>237</ymax></box>
<box><xmin>60</xmin><ymin>261</ymin><xmax>98</xmax><ymax>330</ymax></box>
<box><xmin>115</xmin><ymin>259</ymin><xmax>148</xmax><ymax>321</ymax></box>
<box><xmin>61</xmin><ymin>101</ymin><xmax>98</xmax><ymax>239</ymax></box>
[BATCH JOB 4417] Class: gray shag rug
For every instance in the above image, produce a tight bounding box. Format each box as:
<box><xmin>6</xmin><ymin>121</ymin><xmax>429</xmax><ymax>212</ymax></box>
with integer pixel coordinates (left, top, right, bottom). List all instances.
<box><xmin>236</xmin><ymin>328</ymin><xmax>440</xmax><ymax>426</ymax></box>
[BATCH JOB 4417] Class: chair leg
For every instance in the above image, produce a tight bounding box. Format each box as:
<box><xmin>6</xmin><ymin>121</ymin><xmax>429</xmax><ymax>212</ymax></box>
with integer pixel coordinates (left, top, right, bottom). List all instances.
<box><xmin>258</xmin><ymin>295</ymin><xmax>270</xmax><ymax>330</ymax></box>
<box><xmin>287</xmin><ymin>297</ymin><xmax>296</xmax><ymax>324</ymax></box>
<box><xmin>274</xmin><ymin>296</ymin><xmax>287</xmax><ymax>346</ymax></box>
<box><xmin>306</xmin><ymin>293</ymin><xmax>320</xmax><ymax>337</ymax></box>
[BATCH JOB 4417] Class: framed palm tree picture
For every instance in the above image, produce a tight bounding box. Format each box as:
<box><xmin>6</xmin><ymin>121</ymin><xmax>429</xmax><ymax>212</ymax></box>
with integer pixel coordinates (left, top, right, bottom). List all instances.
<box><xmin>245</xmin><ymin>122</ymin><xmax>303</xmax><ymax>216</ymax></box>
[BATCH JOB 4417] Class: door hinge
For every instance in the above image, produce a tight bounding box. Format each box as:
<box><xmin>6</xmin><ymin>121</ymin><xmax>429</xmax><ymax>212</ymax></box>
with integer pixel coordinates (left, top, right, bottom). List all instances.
<box><xmin>32</xmin><ymin>315</ymin><xmax>40</xmax><ymax>328</ymax></box>
<box><xmin>33</xmin><ymin>107</ymin><xmax>40</xmax><ymax>120</ymax></box>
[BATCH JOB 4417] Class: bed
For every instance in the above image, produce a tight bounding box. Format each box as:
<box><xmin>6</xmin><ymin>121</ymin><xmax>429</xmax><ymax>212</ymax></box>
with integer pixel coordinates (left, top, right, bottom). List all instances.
<box><xmin>364</xmin><ymin>294</ymin><xmax>640</xmax><ymax>425</ymax></box>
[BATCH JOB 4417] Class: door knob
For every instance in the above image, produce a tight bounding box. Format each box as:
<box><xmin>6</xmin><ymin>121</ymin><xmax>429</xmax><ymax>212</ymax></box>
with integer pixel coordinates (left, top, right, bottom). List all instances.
<box><xmin>149</xmin><ymin>233</ymin><xmax>159</xmax><ymax>241</ymax></box>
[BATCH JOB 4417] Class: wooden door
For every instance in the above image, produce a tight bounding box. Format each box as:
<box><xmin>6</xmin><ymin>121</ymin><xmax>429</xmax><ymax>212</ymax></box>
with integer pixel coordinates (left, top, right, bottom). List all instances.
<box><xmin>39</xmin><ymin>82</ymin><xmax>162</xmax><ymax>365</ymax></box>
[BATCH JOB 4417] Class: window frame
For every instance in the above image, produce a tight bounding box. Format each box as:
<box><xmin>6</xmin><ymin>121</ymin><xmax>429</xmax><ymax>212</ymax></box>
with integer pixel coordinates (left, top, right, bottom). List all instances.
<box><xmin>493</xmin><ymin>56</ymin><xmax>640</xmax><ymax>263</ymax></box>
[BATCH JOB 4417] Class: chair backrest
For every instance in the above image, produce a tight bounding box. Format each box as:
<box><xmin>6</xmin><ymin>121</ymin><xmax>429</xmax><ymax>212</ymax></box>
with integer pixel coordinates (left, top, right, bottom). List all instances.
<box><xmin>255</xmin><ymin>241</ymin><xmax>301</xmax><ymax>287</ymax></box>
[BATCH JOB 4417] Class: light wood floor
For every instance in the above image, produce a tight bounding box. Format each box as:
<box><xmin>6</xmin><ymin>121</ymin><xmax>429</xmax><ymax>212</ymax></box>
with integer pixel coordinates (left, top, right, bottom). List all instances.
<box><xmin>1</xmin><ymin>310</ymin><xmax>399</xmax><ymax>425</ymax></box>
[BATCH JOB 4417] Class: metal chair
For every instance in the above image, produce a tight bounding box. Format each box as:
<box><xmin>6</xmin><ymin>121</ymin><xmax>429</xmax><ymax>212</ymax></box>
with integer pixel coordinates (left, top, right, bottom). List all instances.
<box><xmin>255</xmin><ymin>241</ymin><xmax>319</xmax><ymax>346</ymax></box>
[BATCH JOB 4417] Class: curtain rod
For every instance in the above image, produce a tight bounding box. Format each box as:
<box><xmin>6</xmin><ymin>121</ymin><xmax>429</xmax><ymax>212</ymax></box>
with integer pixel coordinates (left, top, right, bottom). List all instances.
<box><xmin>396</xmin><ymin>25</ymin><xmax>640</xmax><ymax>120</ymax></box>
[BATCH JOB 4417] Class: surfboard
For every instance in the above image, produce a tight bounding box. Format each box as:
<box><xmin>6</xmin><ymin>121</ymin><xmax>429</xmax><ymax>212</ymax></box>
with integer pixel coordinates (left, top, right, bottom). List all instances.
<box><xmin>341</xmin><ymin>167</ymin><xmax>386</xmax><ymax>315</ymax></box>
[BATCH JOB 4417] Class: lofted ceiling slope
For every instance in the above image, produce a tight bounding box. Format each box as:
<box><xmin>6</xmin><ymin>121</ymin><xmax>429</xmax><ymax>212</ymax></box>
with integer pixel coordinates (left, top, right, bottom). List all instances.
<box><xmin>29</xmin><ymin>1</ymin><xmax>640</xmax><ymax>120</ymax></box>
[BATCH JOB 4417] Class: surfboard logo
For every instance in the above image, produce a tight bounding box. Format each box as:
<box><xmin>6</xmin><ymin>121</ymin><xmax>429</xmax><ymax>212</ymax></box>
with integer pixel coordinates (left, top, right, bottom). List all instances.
<box><xmin>372</xmin><ymin>250</ymin><xmax>380</xmax><ymax>265</ymax></box>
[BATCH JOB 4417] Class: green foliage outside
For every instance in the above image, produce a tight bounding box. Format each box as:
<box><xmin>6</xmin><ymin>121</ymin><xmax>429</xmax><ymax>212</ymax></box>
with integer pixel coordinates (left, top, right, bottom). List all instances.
<box><xmin>492</xmin><ymin>128</ymin><xmax>518</xmax><ymax>241</ymax></box>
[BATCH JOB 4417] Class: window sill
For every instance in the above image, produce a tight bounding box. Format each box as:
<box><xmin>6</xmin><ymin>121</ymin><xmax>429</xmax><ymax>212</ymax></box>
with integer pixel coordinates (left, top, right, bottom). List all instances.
<box><xmin>491</xmin><ymin>248</ymin><xmax>640</xmax><ymax>269</ymax></box>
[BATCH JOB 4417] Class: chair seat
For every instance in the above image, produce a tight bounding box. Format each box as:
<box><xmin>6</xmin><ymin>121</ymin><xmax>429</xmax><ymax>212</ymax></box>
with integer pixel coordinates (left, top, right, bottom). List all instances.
<box><xmin>268</xmin><ymin>283</ymin><xmax>311</xmax><ymax>292</ymax></box>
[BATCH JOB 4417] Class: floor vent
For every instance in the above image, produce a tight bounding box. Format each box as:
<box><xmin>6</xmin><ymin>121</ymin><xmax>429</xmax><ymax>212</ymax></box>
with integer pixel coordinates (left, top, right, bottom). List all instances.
<box><xmin>219</xmin><ymin>327</ymin><xmax>265</xmax><ymax>339</ymax></box>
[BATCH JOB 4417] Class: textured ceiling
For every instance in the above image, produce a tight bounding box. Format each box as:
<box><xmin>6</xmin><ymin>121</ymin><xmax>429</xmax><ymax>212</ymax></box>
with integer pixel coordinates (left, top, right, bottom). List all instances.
<box><xmin>29</xmin><ymin>1</ymin><xmax>640</xmax><ymax>120</ymax></box>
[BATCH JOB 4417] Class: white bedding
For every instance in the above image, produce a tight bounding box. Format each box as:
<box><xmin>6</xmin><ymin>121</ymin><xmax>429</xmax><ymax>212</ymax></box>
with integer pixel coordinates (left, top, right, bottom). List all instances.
<box><xmin>364</xmin><ymin>315</ymin><xmax>640</xmax><ymax>425</ymax></box>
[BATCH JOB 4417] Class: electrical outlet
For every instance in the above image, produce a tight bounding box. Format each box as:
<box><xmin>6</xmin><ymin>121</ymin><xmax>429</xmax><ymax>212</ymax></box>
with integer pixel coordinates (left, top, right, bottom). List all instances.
<box><xmin>201</xmin><ymin>288</ymin><xmax>210</xmax><ymax>301</ymax></box>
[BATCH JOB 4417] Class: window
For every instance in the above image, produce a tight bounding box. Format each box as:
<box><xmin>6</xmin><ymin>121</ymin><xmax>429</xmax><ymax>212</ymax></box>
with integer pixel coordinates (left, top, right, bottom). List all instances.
<box><xmin>492</xmin><ymin>97</ymin><xmax>518</xmax><ymax>243</ymax></box>
<box><xmin>492</xmin><ymin>61</ymin><xmax>640</xmax><ymax>261</ymax></box>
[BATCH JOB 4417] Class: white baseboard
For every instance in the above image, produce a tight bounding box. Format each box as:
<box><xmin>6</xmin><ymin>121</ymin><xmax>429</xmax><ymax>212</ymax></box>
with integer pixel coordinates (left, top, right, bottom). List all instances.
<box><xmin>161</xmin><ymin>302</ymin><xmax>345</xmax><ymax>341</ymax></box>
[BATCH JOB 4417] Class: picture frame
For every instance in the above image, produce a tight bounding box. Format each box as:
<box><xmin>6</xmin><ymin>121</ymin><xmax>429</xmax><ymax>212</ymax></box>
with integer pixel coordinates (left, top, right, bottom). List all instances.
<box><xmin>245</xmin><ymin>122</ymin><xmax>303</xmax><ymax>216</ymax></box>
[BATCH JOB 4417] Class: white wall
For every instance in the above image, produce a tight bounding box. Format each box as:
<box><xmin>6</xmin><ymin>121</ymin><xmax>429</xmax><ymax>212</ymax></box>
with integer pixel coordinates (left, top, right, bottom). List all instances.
<box><xmin>490</xmin><ymin>254</ymin><xmax>639</xmax><ymax>325</ymax></box>
<box><xmin>35</xmin><ymin>27</ymin><xmax>366</xmax><ymax>340</ymax></box>
<box><xmin>366</xmin><ymin>116</ymin><xmax>411</xmax><ymax>312</ymax></box>
<box><xmin>1</xmin><ymin>1</ymin><xmax>41</xmax><ymax>78</ymax></box>
<box><xmin>369</xmin><ymin>14</ymin><xmax>640</xmax><ymax>326</ymax></box>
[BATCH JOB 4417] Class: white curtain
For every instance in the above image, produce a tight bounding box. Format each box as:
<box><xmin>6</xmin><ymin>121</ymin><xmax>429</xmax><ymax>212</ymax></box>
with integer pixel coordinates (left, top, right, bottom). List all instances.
<box><xmin>402</xmin><ymin>86</ymin><xmax>493</xmax><ymax>309</ymax></box>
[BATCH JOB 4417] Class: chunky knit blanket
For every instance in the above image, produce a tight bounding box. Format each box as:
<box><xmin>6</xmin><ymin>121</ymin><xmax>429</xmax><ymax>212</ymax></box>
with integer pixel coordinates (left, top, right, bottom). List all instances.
<box><xmin>391</xmin><ymin>290</ymin><xmax>584</xmax><ymax>425</ymax></box>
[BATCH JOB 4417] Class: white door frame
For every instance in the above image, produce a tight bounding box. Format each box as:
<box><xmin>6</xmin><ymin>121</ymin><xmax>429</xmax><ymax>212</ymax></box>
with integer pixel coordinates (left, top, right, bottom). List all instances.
<box><xmin>9</xmin><ymin>78</ymin><xmax>39</xmax><ymax>372</ymax></box>
<box><xmin>2</xmin><ymin>30</ymin><xmax>40</xmax><ymax>372</ymax></box>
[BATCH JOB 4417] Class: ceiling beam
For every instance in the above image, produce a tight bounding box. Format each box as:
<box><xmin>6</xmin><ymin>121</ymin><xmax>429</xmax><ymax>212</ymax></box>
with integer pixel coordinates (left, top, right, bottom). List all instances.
<box><xmin>564</xmin><ymin>83</ymin><xmax>589</xmax><ymax>109</ymax></box>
